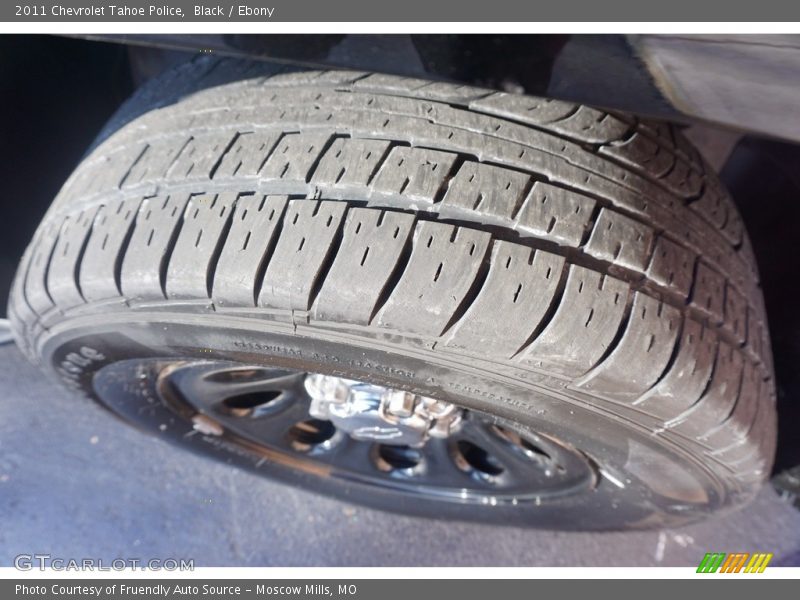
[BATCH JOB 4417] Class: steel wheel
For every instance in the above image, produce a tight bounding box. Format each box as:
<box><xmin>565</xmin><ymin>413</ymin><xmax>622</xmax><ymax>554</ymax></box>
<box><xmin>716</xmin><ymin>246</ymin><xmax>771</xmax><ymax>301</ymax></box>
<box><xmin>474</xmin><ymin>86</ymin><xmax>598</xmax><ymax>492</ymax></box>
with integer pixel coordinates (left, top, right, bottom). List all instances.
<box><xmin>152</xmin><ymin>360</ymin><xmax>597</xmax><ymax>505</ymax></box>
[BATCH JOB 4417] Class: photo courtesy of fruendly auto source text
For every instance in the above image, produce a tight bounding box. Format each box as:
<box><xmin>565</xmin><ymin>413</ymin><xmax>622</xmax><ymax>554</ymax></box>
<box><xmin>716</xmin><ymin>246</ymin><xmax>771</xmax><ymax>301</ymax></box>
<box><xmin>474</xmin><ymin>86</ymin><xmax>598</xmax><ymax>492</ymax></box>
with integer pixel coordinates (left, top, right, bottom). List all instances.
<box><xmin>0</xmin><ymin>0</ymin><xmax>799</xmax><ymax>594</ymax></box>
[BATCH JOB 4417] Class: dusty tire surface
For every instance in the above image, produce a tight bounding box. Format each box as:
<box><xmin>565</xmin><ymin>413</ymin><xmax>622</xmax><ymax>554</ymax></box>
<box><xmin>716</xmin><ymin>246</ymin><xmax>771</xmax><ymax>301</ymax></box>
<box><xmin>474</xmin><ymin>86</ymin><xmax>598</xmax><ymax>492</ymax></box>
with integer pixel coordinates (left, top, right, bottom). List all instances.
<box><xmin>8</xmin><ymin>57</ymin><xmax>776</xmax><ymax>529</ymax></box>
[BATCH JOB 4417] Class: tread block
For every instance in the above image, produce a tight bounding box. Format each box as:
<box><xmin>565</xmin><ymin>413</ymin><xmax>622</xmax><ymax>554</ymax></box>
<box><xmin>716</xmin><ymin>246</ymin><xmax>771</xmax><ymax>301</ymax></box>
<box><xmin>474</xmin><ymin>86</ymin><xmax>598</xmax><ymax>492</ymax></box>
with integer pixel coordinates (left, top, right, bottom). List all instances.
<box><xmin>520</xmin><ymin>266</ymin><xmax>629</xmax><ymax>378</ymax></box>
<box><xmin>744</xmin><ymin>307</ymin><xmax>765</xmax><ymax>365</ymax></box>
<box><xmin>268</xmin><ymin>70</ymin><xmax>369</xmax><ymax>87</ymax></box>
<box><xmin>23</xmin><ymin>220</ymin><xmax>61</xmax><ymax>315</ymax></box>
<box><xmin>668</xmin><ymin>342</ymin><xmax>744</xmax><ymax>437</ymax></box>
<box><xmin>121</xmin><ymin>140</ymin><xmax>191</xmax><ymax>189</ymax></box>
<box><xmin>166</xmin><ymin>193</ymin><xmax>236</xmax><ymax>299</ymax></box>
<box><xmin>738</xmin><ymin>231</ymin><xmax>758</xmax><ymax>276</ymax></box>
<box><xmin>445</xmin><ymin>242</ymin><xmax>565</xmax><ymax>358</ymax></box>
<box><xmin>212</xmin><ymin>130</ymin><xmax>283</xmax><ymax>179</ymax></box>
<box><xmin>547</xmin><ymin>106</ymin><xmax>631</xmax><ymax>144</ymax></box>
<box><xmin>689</xmin><ymin>261</ymin><xmax>726</xmax><ymax>324</ymax></box>
<box><xmin>661</xmin><ymin>156</ymin><xmax>704</xmax><ymax>198</ymax></box>
<box><xmin>438</xmin><ymin>161</ymin><xmax>530</xmax><ymax>222</ymax></box>
<box><xmin>69</xmin><ymin>148</ymin><xmax>133</xmax><ymax>197</ymax></box>
<box><xmin>469</xmin><ymin>93</ymin><xmax>577</xmax><ymax>126</ymax></box>
<box><xmin>703</xmin><ymin>362</ymin><xmax>761</xmax><ymax>449</ymax></box>
<box><xmin>513</xmin><ymin>182</ymin><xmax>596</xmax><ymax>247</ymax></box>
<box><xmin>645</xmin><ymin>236</ymin><xmax>696</xmax><ymax>300</ymax></box>
<box><xmin>407</xmin><ymin>80</ymin><xmax>491</xmax><ymax>103</ymax></box>
<box><xmin>599</xmin><ymin>132</ymin><xmax>675</xmax><ymax>178</ymax></box>
<box><xmin>258</xmin><ymin>200</ymin><xmax>346</xmax><ymax>311</ymax></box>
<box><xmin>637</xmin><ymin>120</ymin><xmax>673</xmax><ymax>143</ymax></box>
<box><xmin>723</xmin><ymin>283</ymin><xmax>748</xmax><ymax>345</ymax></box>
<box><xmin>575</xmin><ymin>293</ymin><xmax>681</xmax><ymax>402</ymax></box>
<box><xmin>697</xmin><ymin>181</ymin><xmax>745</xmax><ymax>254</ymax></box>
<box><xmin>352</xmin><ymin>73</ymin><xmax>436</xmax><ymax>94</ymax></box>
<box><xmin>259</xmin><ymin>132</ymin><xmax>331</xmax><ymax>185</ymax></box>
<box><xmin>710</xmin><ymin>382</ymin><xmax>772</xmax><ymax>465</ymax></box>
<box><xmin>165</xmin><ymin>131</ymin><xmax>238</xmax><ymax>181</ymax></box>
<box><xmin>721</xmin><ymin>213</ymin><xmax>744</xmax><ymax>249</ymax></box>
<box><xmin>376</xmin><ymin>221</ymin><xmax>491</xmax><ymax>337</ymax></box>
<box><xmin>634</xmin><ymin>320</ymin><xmax>717</xmax><ymax>420</ymax></box>
<box><xmin>760</xmin><ymin>322</ymin><xmax>774</xmax><ymax>377</ymax></box>
<box><xmin>310</xmin><ymin>137</ymin><xmax>391</xmax><ymax>194</ymax></box>
<box><xmin>584</xmin><ymin>208</ymin><xmax>655</xmax><ymax>272</ymax></box>
<box><xmin>80</xmin><ymin>198</ymin><xmax>141</xmax><ymax>302</ymax></box>
<box><xmin>674</xmin><ymin>131</ymin><xmax>703</xmax><ymax>165</ymax></box>
<box><xmin>354</xmin><ymin>74</ymin><xmax>489</xmax><ymax>104</ymax></box>
<box><xmin>213</xmin><ymin>194</ymin><xmax>288</xmax><ymax>306</ymax></box>
<box><xmin>720</xmin><ymin>387</ymin><xmax>775</xmax><ymax>473</ymax></box>
<box><xmin>313</xmin><ymin>208</ymin><xmax>415</xmax><ymax>324</ymax></box>
<box><xmin>691</xmin><ymin>178</ymin><xmax>727</xmax><ymax>228</ymax></box>
<box><xmin>369</xmin><ymin>146</ymin><xmax>457</xmax><ymax>207</ymax></box>
<box><xmin>120</xmin><ymin>195</ymin><xmax>190</xmax><ymax>301</ymax></box>
<box><xmin>46</xmin><ymin>207</ymin><xmax>99</xmax><ymax>310</ymax></box>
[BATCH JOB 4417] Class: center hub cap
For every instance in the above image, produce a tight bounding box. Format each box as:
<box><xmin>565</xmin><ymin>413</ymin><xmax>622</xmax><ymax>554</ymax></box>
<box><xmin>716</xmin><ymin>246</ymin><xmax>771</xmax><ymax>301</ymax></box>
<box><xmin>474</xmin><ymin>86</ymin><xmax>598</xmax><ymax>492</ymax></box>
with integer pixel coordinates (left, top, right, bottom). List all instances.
<box><xmin>304</xmin><ymin>374</ymin><xmax>463</xmax><ymax>448</ymax></box>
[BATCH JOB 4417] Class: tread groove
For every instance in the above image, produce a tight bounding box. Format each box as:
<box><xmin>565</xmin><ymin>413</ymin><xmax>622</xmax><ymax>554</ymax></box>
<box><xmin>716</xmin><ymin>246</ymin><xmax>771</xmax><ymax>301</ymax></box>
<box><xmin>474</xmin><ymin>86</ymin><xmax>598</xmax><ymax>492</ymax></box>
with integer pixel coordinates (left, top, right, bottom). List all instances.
<box><xmin>205</xmin><ymin>194</ymin><xmax>236</xmax><ymax>298</ymax></box>
<box><xmin>251</xmin><ymin>196</ymin><xmax>289</xmax><ymax>307</ymax></box>
<box><xmin>510</xmin><ymin>259</ymin><xmax>570</xmax><ymax>358</ymax></box>
<box><xmin>159</xmin><ymin>198</ymin><xmax>188</xmax><ymax>300</ymax></box>
<box><xmin>439</xmin><ymin>240</ymin><xmax>492</xmax><ymax>337</ymax></box>
<box><xmin>367</xmin><ymin>218</ymin><xmax>416</xmax><ymax>325</ymax></box>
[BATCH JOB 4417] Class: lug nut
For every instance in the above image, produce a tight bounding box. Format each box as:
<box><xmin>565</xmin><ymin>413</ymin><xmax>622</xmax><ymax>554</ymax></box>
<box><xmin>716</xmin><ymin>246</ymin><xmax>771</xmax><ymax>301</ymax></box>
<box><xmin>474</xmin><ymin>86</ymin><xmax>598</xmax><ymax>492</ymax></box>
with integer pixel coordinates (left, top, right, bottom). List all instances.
<box><xmin>385</xmin><ymin>390</ymin><xmax>417</xmax><ymax>418</ymax></box>
<box><xmin>303</xmin><ymin>374</ymin><xmax>463</xmax><ymax>447</ymax></box>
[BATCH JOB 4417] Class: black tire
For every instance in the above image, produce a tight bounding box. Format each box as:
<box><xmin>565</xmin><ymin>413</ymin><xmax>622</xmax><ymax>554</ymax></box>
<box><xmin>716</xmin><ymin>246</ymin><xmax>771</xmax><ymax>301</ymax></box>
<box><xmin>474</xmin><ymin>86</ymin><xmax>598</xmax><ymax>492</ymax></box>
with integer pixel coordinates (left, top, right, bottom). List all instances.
<box><xmin>8</xmin><ymin>57</ymin><xmax>776</xmax><ymax>530</ymax></box>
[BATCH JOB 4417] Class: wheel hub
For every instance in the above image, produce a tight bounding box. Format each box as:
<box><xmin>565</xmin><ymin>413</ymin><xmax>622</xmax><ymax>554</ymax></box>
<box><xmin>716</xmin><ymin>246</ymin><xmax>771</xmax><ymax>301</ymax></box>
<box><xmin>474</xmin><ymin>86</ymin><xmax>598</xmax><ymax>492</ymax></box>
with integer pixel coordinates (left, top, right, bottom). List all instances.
<box><xmin>304</xmin><ymin>374</ymin><xmax>463</xmax><ymax>447</ymax></box>
<box><xmin>144</xmin><ymin>359</ymin><xmax>597</xmax><ymax>504</ymax></box>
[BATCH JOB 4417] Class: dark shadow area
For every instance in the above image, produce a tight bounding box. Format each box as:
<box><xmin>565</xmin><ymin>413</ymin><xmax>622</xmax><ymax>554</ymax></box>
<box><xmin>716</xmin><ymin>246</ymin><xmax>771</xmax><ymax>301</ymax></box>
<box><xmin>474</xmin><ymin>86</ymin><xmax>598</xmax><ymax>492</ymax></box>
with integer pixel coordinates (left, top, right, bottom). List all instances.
<box><xmin>722</xmin><ymin>138</ymin><xmax>800</xmax><ymax>474</ymax></box>
<box><xmin>0</xmin><ymin>35</ymin><xmax>133</xmax><ymax>314</ymax></box>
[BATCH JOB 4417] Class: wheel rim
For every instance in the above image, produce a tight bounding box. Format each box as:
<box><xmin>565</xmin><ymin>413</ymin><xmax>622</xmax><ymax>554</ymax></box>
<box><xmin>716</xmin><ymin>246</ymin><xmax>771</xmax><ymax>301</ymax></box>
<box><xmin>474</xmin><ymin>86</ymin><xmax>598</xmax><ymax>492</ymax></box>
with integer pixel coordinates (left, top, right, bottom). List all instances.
<box><xmin>154</xmin><ymin>360</ymin><xmax>597</xmax><ymax>505</ymax></box>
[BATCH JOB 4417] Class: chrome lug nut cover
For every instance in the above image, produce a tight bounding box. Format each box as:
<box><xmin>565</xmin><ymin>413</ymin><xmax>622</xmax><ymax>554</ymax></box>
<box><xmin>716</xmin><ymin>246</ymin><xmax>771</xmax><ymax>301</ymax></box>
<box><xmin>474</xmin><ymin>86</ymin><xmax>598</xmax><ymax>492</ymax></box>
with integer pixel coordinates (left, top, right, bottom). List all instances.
<box><xmin>304</xmin><ymin>373</ymin><xmax>463</xmax><ymax>447</ymax></box>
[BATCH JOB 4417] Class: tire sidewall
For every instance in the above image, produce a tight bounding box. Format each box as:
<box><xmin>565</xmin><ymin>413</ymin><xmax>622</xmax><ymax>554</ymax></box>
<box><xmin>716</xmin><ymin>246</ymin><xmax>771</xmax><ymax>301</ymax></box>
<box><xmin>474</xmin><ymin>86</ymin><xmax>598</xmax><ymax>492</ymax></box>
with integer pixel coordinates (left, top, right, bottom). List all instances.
<box><xmin>38</xmin><ymin>309</ymin><xmax>736</xmax><ymax>530</ymax></box>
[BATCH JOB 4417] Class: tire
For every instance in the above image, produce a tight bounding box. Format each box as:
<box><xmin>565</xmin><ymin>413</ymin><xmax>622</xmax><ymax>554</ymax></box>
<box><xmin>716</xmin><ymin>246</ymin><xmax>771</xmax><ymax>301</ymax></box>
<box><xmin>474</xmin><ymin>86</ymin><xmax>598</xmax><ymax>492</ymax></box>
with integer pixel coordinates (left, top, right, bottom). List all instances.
<box><xmin>8</xmin><ymin>57</ymin><xmax>776</xmax><ymax>530</ymax></box>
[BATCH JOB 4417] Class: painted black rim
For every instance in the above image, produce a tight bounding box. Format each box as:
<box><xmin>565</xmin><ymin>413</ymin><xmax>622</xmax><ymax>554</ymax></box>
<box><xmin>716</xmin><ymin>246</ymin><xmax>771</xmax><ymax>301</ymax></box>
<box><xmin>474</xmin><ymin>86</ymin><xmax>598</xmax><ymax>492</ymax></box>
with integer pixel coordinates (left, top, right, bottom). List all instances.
<box><xmin>151</xmin><ymin>360</ymin><xmax>597</xmax><ymax>505</ymax></box>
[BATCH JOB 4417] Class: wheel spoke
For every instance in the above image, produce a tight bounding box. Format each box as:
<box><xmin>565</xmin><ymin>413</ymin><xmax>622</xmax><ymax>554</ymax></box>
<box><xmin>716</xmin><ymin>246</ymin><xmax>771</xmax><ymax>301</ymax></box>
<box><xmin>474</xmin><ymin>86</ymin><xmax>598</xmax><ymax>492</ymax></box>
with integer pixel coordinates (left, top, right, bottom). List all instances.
<box><xmin>174</xmin><ymin>363</ymin><xmax>305</xmax><ymax>412</ymax></box>
<box><xmin>422</xmin><ymin>436</ymin><xmax>496</xmax><ymax>490</ymax></box>
<box><xmin>203</xmin><ymin>368</ymin><xmax>303</xmax><ymax>401</ymax></box>
<box><xmin>222</xmin><ymin>396</ymin><xmax>312</xmax><ymax>443</ymax></box>
<box><xmin>163</xmin><ymin>359</ymin><xmax>596</xmax><ymax>503</ymax></box>
<box><xmin>455</xmin><ymin>420</ymin><xmax>560</xmax><ymax>486</ymax></box>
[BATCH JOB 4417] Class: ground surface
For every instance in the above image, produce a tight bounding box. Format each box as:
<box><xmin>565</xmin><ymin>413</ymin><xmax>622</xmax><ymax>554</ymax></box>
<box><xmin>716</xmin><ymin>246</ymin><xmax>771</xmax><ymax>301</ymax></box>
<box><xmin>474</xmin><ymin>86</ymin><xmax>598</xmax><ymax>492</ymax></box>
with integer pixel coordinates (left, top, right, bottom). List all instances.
<box><xmin>1</xmin><ymin>343</ymin><xmax>798</xmax><ymax>567</ymax></box>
